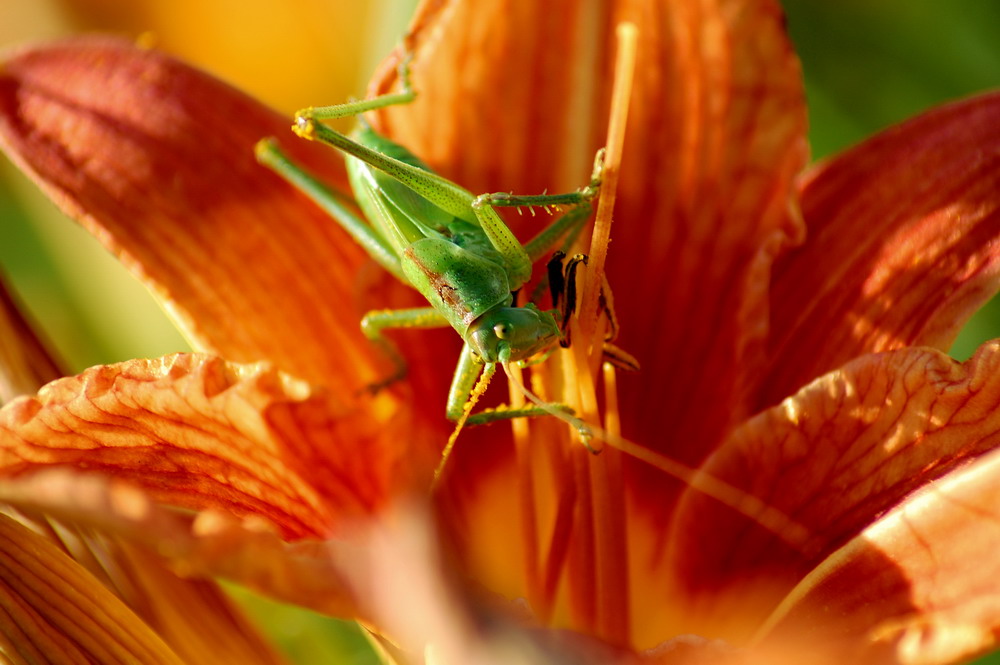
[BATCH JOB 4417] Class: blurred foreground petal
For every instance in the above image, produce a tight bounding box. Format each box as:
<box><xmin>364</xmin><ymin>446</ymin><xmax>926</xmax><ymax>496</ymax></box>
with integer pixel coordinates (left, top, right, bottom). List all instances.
<box><xmin>0</xmin><ymin>471</ymin><xmax>358</xmax><ymax>617</ymax></box>
<box><xmin>0</xmin><ymin>512</ymin><xmax>185</xmax><ymax>665</ymax></box>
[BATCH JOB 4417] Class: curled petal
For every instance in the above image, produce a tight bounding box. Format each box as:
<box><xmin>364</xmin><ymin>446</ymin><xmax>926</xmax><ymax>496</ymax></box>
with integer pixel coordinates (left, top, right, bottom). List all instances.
<box><xmin>763</xmin><ymin>91</ymin><xmax>1000</xmax><ymax>407</ymax></box>
<box><xmin>0</xmin><ymin>37</ymin><xmax>384</xmax><ymax>397</ymax></box>
<box><xmin>663</xmin><ymin>342</ymin><xmax>1000</xmax><ymax>641</ymax></box>
<box><xmin>0</xmin><ymin>353</ymin><xmax>419</xmax><ymax>538</ymax></box>
<box><xmin>758</xmin><ymin>447</ymin><xmax>1000</xmax><ymax>664</ymax></box>
<box><xmin>0</xmin><ymin>511</ymin><xmax>185</xmax><ymax>665</ymax></box>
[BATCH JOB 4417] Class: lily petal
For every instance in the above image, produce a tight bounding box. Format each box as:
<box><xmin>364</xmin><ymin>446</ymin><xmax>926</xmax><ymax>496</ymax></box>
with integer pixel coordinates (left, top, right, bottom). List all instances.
<box><xmin>762</xmin><ymin>91</ymin><xmax>1000</xmax><ymax>408</ymax></box>
<box><xmin>0</xmin><ymin>353</ymin><xmax>416</xmax><ymax>538</ymax></box>
<box><xmin>0</xmin><ymin>273</ymin><xmax>291</xmax><ymax>661</ymax></box>
<box><xmin>370</xmin><ymin>0</ymin><xmax>597</xmax><ymax>196</ymax></box>
<box><xmin>88</xmin><ymin>542</ymin><xmax>290</xmax><ymax>665</ymax></box>
<box><xmin>0</xmin><ymin>511</ymin><xmax>185</xmax><ymax>665</ymax></box>
<box><xmin>606</xmin><ymin>0</ymin><xmax>807</xmax><ymax>463</ymax></box>
<box><xmin>0</xmin><ymin>38</ymin><xmax>384</xmax><ymax>397</ymax></box>
<box><xmin>372</xmin><ymin>0</ymin><xmax>808</xmax><ymax>464</ymax></box>
<box><xmin>661</xmin><ymin>342</ymin><xmax>1000</xmax><ymax>643</ymax></box>
<box><xmin>757</xmin><ymin>446</ymin><xmax>1000</xmax><ymax>664</ymax></box>
<box><xmin>0</xmin><ymin>470</ymin><xmax>358</xmax><ymax>617</ymax></box>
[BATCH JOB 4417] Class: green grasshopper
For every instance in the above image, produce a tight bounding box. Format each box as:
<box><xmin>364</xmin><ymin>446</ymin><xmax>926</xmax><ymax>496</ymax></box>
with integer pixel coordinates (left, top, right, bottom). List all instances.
<box><xmin>255</xmin><ymin>56</ymin><xmax>607</xmax><ymax>428</ymax></box>
<box><xmin>256</xmin><ymin>53</ymin><xmax>813</xmax><ymax>549</ymax></box>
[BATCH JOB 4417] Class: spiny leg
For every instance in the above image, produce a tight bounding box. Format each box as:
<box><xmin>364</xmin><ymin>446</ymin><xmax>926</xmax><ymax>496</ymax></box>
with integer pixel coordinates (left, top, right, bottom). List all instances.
<box><xmin>558</xmin><ymin>253</ymin><xmax>590</xmax><ymax>344</ymax></box>
<box><xmin>360</xmin><ymin>307</ymin><xmax>449</xmax><ymax>391</ymax></box>
<box><xmin>468</xmin><ymin>148</ymin><xmax>605</xmax><ymax>288</ymax></box>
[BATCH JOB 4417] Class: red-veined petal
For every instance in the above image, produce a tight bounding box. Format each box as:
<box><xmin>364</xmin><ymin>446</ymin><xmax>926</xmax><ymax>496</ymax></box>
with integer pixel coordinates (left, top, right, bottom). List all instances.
<box><xmin>762</xmin><ymin>91</ymin><xmax>1000</xmax><ymax>408</ymax></box>
<box><xmin>371</xmin><ymin>0</ymin><xmax>808</xmax><ymax>466</ymax></box>
<box><xmin>0</xmin><ymin>38</ymin><xmax>386</xmax><ymax>400</ymax></box>
<box><xmin>658</xmin><ymin>342</ymin><xmax>1000</xmax><ymax>644</ymax></box>
<box><xmin>0</xmin><ymin>353</ymin><xmax>419</xmax><ymax>538</ymax></box>
<box><xmin>757</xmin><ymin>446</ymin><xmax>1000</xmax><ymax>664</ymax></box>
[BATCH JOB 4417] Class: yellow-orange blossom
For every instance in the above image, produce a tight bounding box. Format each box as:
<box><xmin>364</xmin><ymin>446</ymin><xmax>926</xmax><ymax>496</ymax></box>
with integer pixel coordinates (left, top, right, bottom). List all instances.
<box><xmin>1</xmin><ymin>1</ymin><xmax>1000</xmax><ymax>663</ymax></box>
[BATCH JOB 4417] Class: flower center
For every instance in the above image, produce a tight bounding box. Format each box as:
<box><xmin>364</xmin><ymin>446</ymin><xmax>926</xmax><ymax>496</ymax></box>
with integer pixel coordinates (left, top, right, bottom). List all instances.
<box><xmin>507</xmin><ymin>23</ymin><xmax>640</xmax><ymax>646</ymax></box>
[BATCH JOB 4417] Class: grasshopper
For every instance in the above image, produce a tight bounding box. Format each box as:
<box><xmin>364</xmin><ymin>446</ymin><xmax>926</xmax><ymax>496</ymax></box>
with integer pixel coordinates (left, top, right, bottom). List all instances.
<box><xmin>256</xmin><ymin>55</ymin><xmax>613</xmax><ymax>429</ymax></box>
<box><xmin>254</xmin><ymin>52</ymin><xmax>811</xmax><ymax>549</ymax></box>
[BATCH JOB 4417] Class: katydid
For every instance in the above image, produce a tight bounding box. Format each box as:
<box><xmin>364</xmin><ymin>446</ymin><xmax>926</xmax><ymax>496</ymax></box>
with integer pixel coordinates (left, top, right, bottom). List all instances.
<box><xmin>253</xmin><ymin>53</ymin><xmax>814</xmax><ymax>551</ymax></box>
<box><xmin>255</xmin><ymin>55</ymin><xmax>606</xmax><ymax>429</ymax></box>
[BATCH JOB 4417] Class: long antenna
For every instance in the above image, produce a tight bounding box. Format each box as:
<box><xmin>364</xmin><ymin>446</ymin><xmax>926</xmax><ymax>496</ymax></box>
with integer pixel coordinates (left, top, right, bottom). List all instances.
<box><xmin>500</xmin><ymin>361</ymin><xmax>811</xmax><ymax>550</ymax></box>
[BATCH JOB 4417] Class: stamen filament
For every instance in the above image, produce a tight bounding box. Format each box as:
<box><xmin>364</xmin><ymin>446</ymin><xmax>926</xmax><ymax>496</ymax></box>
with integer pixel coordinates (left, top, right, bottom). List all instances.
<box><xmin>507</xmin><ymin>361</ymin><xmax>543</xmax><ymax>613</ymax></box>
<box><xmin>594</xmin><ymin>362</ymin><xmax>629</xmax><ymax>642</ymax></box>
<box><xmin>578</xmin><ymin>22</ymin><xmax>638</xmax><ymax>340</ymax></box>
<box><xmin>577</xmin><ymin>21</ymin><xmax>638</xmax><ymax>643</ymax></box>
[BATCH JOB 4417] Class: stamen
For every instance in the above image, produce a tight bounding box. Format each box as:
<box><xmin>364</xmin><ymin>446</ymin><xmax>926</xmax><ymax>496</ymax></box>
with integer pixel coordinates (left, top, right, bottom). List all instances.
<box><xmin>562</xmin><ymin>22</ymin><xmax>637</xmax><ymax>641</ymax></box>
<box><xmin>502</xmin><ymin>363</ymin><xmax>593</xmax><ymax>444</ymax></box>
<box><xmin>594</xmin><ymin>362</ymin><xmax>629</xmax><ymax>641</ymax></box>
<box><xmin>509</xmin><ymin>358</ymin><xmax>813</xmax><ymax>549</ymax></box>
<box><xmin>577</xmin><ymin>22</ymin><xmax>637</xmax><ymax>340</ymax></box>
<box><xmin>508</xmin><ymin>339</ymin><xmax>543</xmax><ymax>612</ymax></box>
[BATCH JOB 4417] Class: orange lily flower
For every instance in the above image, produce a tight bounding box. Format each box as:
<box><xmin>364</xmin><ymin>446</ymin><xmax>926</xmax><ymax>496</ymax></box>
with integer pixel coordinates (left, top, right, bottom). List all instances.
<box><xmin>2</xmin><ymin>1</ymin><xmax>1000</xmax><ymax>663</ymax></box>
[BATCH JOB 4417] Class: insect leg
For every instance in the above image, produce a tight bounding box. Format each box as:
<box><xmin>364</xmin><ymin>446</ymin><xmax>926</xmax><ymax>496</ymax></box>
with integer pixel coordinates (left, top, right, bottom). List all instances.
<box><xmin>361</xmin><ymin>307</ymin><xmax>449</xmax><ymax>391</ymax></box>
<box><xmin>255</xmin><ymin>139</ymin><xmax>405</xmax><ymax>281</ymax></box>
<box><xmin>558</xmin><ymin>253</ymin><xmax>589</xmax><ymax>348</ymax></box>
<box><xmin>445</xmin><ymin>345</ymin><xmax>575</xmax><ymax>425</ymax></box>
<box><xmin>469</xmin><ymin>148</ymin><xmax>604</xmax><ymax>288</ymax></box>
<box><xmin>546</xmin><ymin>250</ymin><xmax>567</xmax><ymax>309</ymax></box>
<box><xmin>298</xmin><ymin>51</ymin><xmax>416</xmax><ymax>122</ymax></box>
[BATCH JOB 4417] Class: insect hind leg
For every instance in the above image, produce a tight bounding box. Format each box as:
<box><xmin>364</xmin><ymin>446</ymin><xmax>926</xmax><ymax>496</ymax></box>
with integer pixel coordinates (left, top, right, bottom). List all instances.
<box><xmin>297</xmin><ymin>50</ymin><xmax>417</xmax><ymax>124</ymax></box>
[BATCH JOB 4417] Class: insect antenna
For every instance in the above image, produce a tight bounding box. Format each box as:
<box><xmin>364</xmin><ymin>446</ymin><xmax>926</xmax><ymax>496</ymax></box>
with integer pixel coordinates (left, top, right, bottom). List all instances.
<box><xmin>500</xmin><ymin>361</ymin><xmax>812</xmax><ymax>551</ymax></box>
<box><xmin>433</xmin><ymin>362</ymin><xmax>497</xmax><ymax>488</ymax></box>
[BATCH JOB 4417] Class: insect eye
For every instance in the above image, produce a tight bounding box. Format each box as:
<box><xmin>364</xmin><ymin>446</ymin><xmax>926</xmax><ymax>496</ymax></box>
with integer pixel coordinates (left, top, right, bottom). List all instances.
<box><xmin>494</xmin><ymin>323</ymin><xmax>511</xmax><ymax>339</ymax></box>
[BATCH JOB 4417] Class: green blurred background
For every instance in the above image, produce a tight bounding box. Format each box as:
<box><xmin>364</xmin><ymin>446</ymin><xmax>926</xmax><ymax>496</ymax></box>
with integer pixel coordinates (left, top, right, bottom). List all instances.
<box><xmin>1</xmin><ymin>0</ymin><xmax>998</xmax><ymax>662</ymax></box>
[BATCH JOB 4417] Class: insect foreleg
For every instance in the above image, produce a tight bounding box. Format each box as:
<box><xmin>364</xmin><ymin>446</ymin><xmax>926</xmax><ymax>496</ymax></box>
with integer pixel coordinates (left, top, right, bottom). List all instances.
<box><xmin>360</xmin><ymin>307</ymin><xmax>449</xmax><ymax>391</ymax></box>
<box><xmin>445</xmin><ymin>344</ymin><xmax>574</xmax><ymax>425</ymax></box>
<box><xmin>549</xmin><ymin>252</ymin><xmax>641</xmax><ymax>372</ymax></box>
<box><xmin>468</xmin><ymin>149</ymin><xmax>605</xmax><ymax>287</ymax></box>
